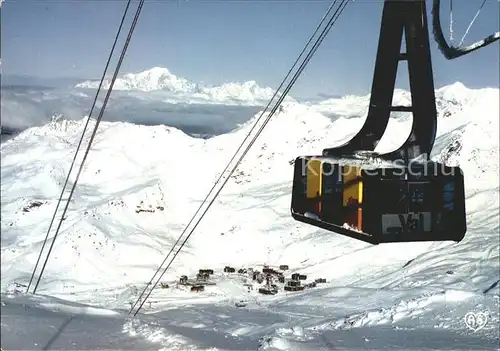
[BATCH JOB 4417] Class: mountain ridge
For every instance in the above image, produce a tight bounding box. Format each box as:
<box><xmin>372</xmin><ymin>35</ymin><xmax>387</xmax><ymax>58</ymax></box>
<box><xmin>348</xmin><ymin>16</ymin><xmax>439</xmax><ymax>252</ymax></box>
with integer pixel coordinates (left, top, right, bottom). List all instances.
<box><xmin>75</xmin><ymin>66</ymin><xmax>280</xmax><ymax>106</ymax></box>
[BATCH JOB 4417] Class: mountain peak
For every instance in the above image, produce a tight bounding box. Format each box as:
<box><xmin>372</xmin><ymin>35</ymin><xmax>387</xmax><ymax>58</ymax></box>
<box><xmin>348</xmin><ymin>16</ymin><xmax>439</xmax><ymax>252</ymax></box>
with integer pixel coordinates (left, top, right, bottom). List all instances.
<box><xmin>75</xmin><ymin>66</ymin><xmax>279</xmax><ymax>106</ymax></box>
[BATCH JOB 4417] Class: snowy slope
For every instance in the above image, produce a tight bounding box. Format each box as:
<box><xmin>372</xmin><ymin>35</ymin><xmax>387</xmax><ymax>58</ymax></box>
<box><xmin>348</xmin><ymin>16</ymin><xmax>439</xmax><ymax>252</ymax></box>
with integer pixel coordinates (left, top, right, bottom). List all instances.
<box><xmin>75</xmin><ymin>67</ymin><xmax>280</xmax><ymax>106</ymax></box>
<box><xmin>1</xmin><ymin>83</ymin><xmax>499</xmax><ymax>350</ymax></box>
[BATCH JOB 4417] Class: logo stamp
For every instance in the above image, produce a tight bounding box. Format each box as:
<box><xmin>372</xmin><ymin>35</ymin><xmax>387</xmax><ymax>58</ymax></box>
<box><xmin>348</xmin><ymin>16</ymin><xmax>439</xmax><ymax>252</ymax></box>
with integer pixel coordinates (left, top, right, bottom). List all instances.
<box><xmin>464</xmin><ymin>312</ymin><xmax>488</xmax><ymax>332</ymax></box>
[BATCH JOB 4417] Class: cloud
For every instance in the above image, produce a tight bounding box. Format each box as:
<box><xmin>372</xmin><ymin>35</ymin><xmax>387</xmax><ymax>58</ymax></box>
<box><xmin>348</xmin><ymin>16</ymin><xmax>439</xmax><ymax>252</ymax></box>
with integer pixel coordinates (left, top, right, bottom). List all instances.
<box><xmin>0</xmin><ymin>85</ymin><xmax>262</xmax><ymax>138</ymax></box>
<box><xmin>0</xmin><ymin>68</ymin><xmax>288</xmax><ymax>140</ymax></box>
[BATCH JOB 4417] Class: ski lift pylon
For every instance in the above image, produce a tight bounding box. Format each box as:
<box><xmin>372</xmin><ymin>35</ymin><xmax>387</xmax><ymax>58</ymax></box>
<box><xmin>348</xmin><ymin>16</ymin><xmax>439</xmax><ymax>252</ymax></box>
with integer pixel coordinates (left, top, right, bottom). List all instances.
<box><xmin>290</xmin><ymin>0</ymin><xmax>467</xmax><ymax>245</ymax></box>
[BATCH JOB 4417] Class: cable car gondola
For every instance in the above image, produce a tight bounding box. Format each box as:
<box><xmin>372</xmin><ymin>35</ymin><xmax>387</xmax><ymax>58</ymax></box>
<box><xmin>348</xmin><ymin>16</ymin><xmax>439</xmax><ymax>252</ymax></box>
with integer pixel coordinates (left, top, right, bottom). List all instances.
<box><xmin>290</xmin><ymin>0</ymin><xmax>467</xmax><ymax>245</ymax></box>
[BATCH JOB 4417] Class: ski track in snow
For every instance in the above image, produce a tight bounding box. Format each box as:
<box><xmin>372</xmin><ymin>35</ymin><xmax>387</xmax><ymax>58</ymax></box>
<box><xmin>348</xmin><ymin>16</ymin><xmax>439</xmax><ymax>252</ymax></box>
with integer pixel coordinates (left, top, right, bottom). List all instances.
<box><xmin>1</xmin><ymin>82</ymin><xmax>499</xmax><ymax>350</ymax></box>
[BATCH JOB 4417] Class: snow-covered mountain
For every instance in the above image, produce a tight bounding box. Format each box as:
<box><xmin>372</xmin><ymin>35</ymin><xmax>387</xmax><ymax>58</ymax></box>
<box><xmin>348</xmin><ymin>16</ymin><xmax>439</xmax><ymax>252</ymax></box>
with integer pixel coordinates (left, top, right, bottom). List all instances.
<box><xmin>311</xmin><ymin>82</ymin><xmax>473</xmax><ymax>120</ymax></box>
<box><xmin>1</xmin><ymin>83</ymin><xmax>499</xmax><ymax>350</ymax></box>
<box><xmin>75</xmin><ymin>67</ymin><xmax>279</xmax><ymax>106</ymax></box>
<box><xmin>76</xmin><ymin>67</ymin><xmax>197</xmax><ymax>93</ymax></box>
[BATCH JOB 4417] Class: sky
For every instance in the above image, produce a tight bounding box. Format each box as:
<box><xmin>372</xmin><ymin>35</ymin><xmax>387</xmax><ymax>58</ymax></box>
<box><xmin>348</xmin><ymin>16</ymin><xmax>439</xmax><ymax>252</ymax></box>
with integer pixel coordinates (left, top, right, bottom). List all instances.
<box><xmin>2</xmin><ymin>0</ymin><xmax>499</xmax><ymax>98</ymax></box>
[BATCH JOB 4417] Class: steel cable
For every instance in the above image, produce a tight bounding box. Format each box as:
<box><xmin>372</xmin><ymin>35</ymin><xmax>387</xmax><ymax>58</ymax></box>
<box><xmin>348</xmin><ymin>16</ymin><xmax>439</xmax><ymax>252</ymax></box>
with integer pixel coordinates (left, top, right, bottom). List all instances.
<box><xmin>30</xmin><ymin>0</ymin><xmax>146</xmax><ymax>294</ymax></box>
<box><xmin>129</xmin><ymin>0</ymin><xmax>350</xmax><ymax>317</ymax></box>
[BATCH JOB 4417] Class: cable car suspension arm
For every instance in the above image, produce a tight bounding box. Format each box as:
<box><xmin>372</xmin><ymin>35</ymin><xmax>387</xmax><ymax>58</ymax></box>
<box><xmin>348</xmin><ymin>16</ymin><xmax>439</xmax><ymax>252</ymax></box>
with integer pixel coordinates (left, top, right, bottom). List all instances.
<box><xmin>432</xmin><ymin>0</ymin><xmax>499</xmax><ymax>59</ymax></box>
